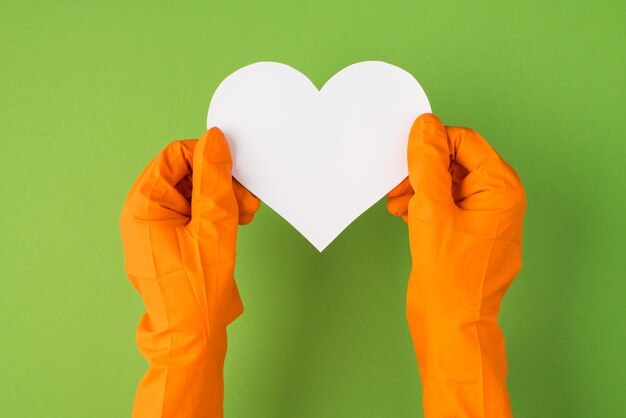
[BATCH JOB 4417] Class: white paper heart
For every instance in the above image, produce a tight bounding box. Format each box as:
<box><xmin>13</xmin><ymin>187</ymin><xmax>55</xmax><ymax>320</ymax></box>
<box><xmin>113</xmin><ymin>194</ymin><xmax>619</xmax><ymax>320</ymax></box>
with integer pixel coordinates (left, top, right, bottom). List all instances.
<box><xmin>207</xmin><ymin>61</ymin><xmax>430</xmax><ymax>251</ymax></box>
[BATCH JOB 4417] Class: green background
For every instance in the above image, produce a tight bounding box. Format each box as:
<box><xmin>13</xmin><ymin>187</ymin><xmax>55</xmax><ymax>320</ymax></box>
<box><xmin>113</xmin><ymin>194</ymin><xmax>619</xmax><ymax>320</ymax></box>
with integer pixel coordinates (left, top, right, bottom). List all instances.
<box><xmin>2</xmin><ymin>1</ymin><xmax>625</xmax><ymax>417</ymax></box>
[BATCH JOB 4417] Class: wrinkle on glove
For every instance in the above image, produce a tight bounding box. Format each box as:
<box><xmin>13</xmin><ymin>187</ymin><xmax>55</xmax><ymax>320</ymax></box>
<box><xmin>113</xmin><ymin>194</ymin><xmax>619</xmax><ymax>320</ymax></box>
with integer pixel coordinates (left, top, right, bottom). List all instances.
<box><xmin>387</xmin><ymin>114</ymin><xmax>526</xmax><ymax>418</ymax></box>
<box><xmin>120</xmin><ymin>127</ymin><xmax>259</xmax><ymax>418</ymax></box>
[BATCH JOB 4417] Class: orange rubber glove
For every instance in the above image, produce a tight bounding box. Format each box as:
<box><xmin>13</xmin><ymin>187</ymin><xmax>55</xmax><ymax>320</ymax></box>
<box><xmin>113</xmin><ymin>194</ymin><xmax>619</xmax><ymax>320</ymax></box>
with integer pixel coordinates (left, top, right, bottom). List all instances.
<box><xmin>119</xmin><ymin>127</ymin><xmax>260</xmax><ymax>418</ymax></box>
<box><xmin>387</xmin><ymin>114</ymin><xmax>526</xmax><ymax>417</ymax></box>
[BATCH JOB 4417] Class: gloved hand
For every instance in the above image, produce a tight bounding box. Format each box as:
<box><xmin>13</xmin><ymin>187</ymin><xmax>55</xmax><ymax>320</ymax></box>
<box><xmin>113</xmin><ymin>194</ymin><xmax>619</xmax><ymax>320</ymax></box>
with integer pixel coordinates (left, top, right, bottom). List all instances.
<box><xmin>386</xmin><ymin>113</ymin><xmax>526</xmax><ymax>417</ymax></box>
<box><xmin>119</xmin><ymin>127</ymin><xmax>260</xmax><ymax>418</ymax></box>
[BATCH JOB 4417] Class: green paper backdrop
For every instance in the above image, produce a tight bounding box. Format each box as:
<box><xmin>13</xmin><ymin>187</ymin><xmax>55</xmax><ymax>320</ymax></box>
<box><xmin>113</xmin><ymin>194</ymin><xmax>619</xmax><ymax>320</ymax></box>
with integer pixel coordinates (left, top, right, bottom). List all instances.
<box><xmin>2</xmin><ymin>1</ymin><xmax>625</xmax><ymax>417</ymax></box>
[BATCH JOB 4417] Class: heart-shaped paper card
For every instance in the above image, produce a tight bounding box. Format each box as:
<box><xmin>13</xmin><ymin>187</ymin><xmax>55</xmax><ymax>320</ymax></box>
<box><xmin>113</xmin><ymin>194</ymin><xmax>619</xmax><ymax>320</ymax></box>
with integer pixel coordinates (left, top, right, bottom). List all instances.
<box><xmin>207</xmin><ymin>61</ymin><xmax>430</xmax><ymax>251</ymax></box>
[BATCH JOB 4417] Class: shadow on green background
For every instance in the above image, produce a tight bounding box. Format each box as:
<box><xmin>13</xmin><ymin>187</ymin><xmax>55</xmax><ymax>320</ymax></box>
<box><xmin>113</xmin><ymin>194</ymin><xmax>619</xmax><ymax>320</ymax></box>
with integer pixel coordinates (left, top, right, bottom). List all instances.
<box><xmin>1</xmin><ymin>1</ymin><xmax>624</xmax><ymax>417</ymax></box>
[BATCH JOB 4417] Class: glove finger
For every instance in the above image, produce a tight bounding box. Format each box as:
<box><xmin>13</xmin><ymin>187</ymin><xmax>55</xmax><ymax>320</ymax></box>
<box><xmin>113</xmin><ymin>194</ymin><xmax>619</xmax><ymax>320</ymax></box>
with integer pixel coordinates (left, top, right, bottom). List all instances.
<box><xmin>387</xmin><ymin>193</ymin><xmax>412</xmax><ymax>222</ymax></box>
<box><xmin>407</xmin><ymin>113</ymin><xmax>455</xmax><ymax>222</ymax></box>
<box><xmin>174</xmin><ymin>173</ymin><xmax>193</xmax><ymax>202</ymax></box>
<box><xmin>186</xmin><ymin>127</ymin><xmax>239</xmax><ymax>243</ymax></box>
<box><xmin>232</xmin><ymin>179</ymin><xmax>261</xmax><ymax>225</ymax></box>
<box><xmin>386</xmin><ymin>176</ymin><xmax>413</xmax><ymax>198</ymax></box>
<box><xmin>446</xmin><ymin>126</ymin><xmax>526</xmax><ymax>239</ymax></box>
<box><xmin>385</xmin><ymin>176</ymin><xmax>413</xmax><ymax>219</ymax></box>
<box><xmin>446</xmin><ymin>126</ymin><xmax>525</xmax><ymax>213</ymax></box>
<box><xmin>447</xmin><ymin>126</ymin><xmax>500</xmax><ymax>173</ymax></box>
<box><xmin>121</xmin><ymin>139</ymin><xmax>196</xmax><ymax>223</ymax></box>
